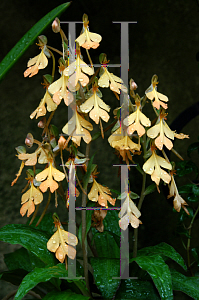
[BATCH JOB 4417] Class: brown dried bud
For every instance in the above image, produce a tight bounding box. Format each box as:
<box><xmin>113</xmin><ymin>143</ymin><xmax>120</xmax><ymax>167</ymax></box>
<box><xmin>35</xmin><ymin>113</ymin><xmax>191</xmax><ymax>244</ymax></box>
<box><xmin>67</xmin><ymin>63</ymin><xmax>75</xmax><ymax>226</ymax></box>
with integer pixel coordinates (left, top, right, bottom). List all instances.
<box><xmin>25</xmin><ymin>133</ymin><xmax>34</xmax><ymax>148</ymax></box>
<box><xmin>37</xmin><ymin>117</ymin><xmax>46</xmax><ymax>128</ymax></box>
<box><xmin>52</xmin><ymin>17</ymin><xmax>60</xmax><ymax>33</ymax></box>
<box><xmin>92</xmin><ymin>208</ymin><xmax>107</xmax><ymax>232</ymax></box>
<box><xmin>38</xmin><ymin>35</ymin><xmax>47</xmax><ymax>46</ymax></box>
<box><xmin>58</xmin><ymin>135</ymin><xmax>68</xmax><ymax>149</ymax></box>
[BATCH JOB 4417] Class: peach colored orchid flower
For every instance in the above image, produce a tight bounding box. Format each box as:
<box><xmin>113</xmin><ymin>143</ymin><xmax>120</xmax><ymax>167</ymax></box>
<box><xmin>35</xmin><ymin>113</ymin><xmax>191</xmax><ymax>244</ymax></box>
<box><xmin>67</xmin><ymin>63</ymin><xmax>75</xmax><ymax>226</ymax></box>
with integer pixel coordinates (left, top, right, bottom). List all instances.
<box><xmin>47</xmin><ymin>220</ymin><xmax>78</xmax><ymax>265</ymax></box>
<box><xmin>147</xmin><ymin>114</ymin><xmax>174</xmax><ymax>150</ymax></box>
<box><xmin>119</xmin><ymin>192</ymin><xmax>142</xmax><ymax>230</ymax></box>
<box><xmin>145</xmin><ymin>79</ymin><xmax>168</xmax><ymax>110</ymax></box>
<box><xmin>20</xmin><ymin>181</ymin><xmax>43</xmax><ymax>217</ymax></box>
<box><xmin>168</xmin><ymin>174</ymin><xmax>189</xmax><ymax>214</ymax></box>
<box><xmin>76</xmin><ymin>15</ymin><xmax>102</xmax><ymax>49</ymax></box>
<box><xmin>24</xmin><ymin>49</ymin><xmax>48</xmax><ymax>78</ymax></box>
<box><xmin>30</xmin><ymin>90</ymin><xmax>57</xmax><ymax>119</ymax></box>
<box><xmin>62</xmin><ymin>110</ymin><xmax>93</xmax><ymax>146</ymax></box>
<box><xmin>123</xmin><ymin>99</ymin><xmax>151</xmax><ymax>137</ymax></box>
<box><xmin>48</xmin><ymin>73</ymin><xmax>74</xmax><ymax>106</ymax></box>
<box><xmin>63</xmin><ymin>49</ymin><xmax>94</xmax><ymax>89</ymax></box>
<box><xmin>80</xmin><ymin>87</ymin><xmax>110</xmax><ymax>124</ymax></box>
<box><xmin>108</xmin><ymin>127</ymin><xmax>141</xmax><ymax>152</ymax></box>
<box><xmin>18</xmin><ymin>147</ymin><xmax>48</xmax><ymax>166</ymax></box>
<box><xmin>98</xmin><ymin>65</ymin><xmax>127</xmax><ymax>94</ymax></box>
<box><xmin>88</xmin><ymin>179</ymin><xmax>116</xmax><ymax>207</ymax></box>
<box><xmin>35</xmin><ymin>161</ymin><xmax>65</xmax><ymax>193</ymax></box>
<box><xmin>143</xmin><ymin>148</ymin><xmax>172</xmax><ymax>185</ymax></box>
<box><xmin>147</xmin><ymin>113</ymin><xmax>189</xmax><ymax>150</ymax></box>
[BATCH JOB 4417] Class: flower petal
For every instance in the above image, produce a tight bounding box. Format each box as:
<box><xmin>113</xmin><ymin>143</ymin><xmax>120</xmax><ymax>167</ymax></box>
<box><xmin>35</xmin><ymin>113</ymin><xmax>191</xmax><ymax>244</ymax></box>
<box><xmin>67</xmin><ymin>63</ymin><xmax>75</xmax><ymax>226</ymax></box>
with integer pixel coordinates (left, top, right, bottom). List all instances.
<box><xmin>35</xmin><ymin>167</ymin><xmax>49</xmax><ymax>182</ymax></box>
<box><xmin>47</xmin><ymin>230</ymin><xmax>60</xmax><ymax>252</ymax></box>
<box><xmin>61</xmin><ymin>229</ymin><xmax>78</xmax><ymax>246</ymax></box>
<box><xmin>147</xmin><ymin>124</ymin><xmax>160</xmax><ymax>139</ymax></box>
<box><xmin>143</xmin><ymin>154</ymin><xmax>155</xmax><ymax>175</ymax></box>
<box><xmin>51</xmin><ymin>166</ymin><xmax>65</xmax><ymax>182</ymax></box>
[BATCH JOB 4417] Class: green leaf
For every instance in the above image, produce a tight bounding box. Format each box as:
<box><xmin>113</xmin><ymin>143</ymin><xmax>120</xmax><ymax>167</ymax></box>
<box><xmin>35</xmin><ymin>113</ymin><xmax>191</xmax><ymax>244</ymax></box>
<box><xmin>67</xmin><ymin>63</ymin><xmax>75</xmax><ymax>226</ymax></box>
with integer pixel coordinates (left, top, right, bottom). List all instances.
<box><xmin>178</xmin><ymin>184</ymin><xmax>195</xmax><ymax>194</ymax></box>
<box><xmin>191</xmin><ymin>247</ymin><xmax>199</xmax><ymax>264</ymax></box>
<box><xmin>187</xmin><ymin>141</ymin><xmax>199</xmax><ymax>157</ymax></box>
<box><xmin>90</xmin><ymin>257</ymin><xmax>120</xmax><ymax>299</ymax></box>
<box><xmin>131</xmin><ymin>242</ymin><xmax>187</xmax><ymax>271</ymax></box>
<box><xmin>0</xmin><ymin>3</ymin><xmax>71</xmax><ymax>82</ymax></box>
<box><xmin>83</xmin><ymin>153</ymin><xmax>96</xmax><ymax>189</ymax></box>
<box><xmin>144</xmin><ymin>183</ymin><xmax>157</xmax><ymax>196</ymax></box>
<box><xmin>92</xmin><ymin>229</ymin><xmax>120</xmax><ymax>258</ymax></box>
<box><xmin>50</xmin><ymin>124</ymin><xmax>59</xmax><ymax>138</ymax></box>
<box><xmin>28</xmin><ymin>212</ymin><xmax>55</xmax><ymax>236</ymax></box>
<box><xmin>42</xmin><ymin>290</ymin><xmax>90</xmax><ymax>300</ymax></box>
<box><xmin>133</xmin><ymin>255</ymin><xmax>173</xmax><ymax>300</ymax></box>
<box><xmin>14</xmin><ymin>263</ymin><xmax>85</xmax><ymax>300</ymax></box>
<box><xmin>103</xmin><ymin>209</ymin><xmax>121</xmax><ymax>237</ymax></box>
<box><xmin>0</xmin><ymin>269</ymin><xmax>28</xmax><ymax>287</ymax></box>
<box><xmin>0</xmin><ymin>224</ymin><xmax>55</xmax><ymax>266</ymax></box>
<box><xmin>176</xmin><ymin>161</ymin><xmax>198</xmax><ymax>178</ymax></box>
<box><xmin>4</xmin><ymin>247</ymin><xmax>45</xmax><ymax>272</ymax></box>
<box><xmin>171</xmin><ymin>269</ymin><xmax>199</xmax><ymax>300</ymax></box>
<box><xmin>115</xmin><ymin>279</ymin><xmax>160</xmax><ymax>300</ymax></box>
<box><xmin>187</xmin><ymin>193</ymin><xmax>199</xmax><ymax>202</ymax></box>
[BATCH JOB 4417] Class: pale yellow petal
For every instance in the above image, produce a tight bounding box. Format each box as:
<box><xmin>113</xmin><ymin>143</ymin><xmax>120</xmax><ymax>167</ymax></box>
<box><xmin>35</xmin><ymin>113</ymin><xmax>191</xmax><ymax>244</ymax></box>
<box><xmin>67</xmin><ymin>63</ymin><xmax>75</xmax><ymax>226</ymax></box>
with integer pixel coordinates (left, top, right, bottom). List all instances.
<box><xmin>27</xmin><ymin>55</ymin><xmax>40</xmax><ymax>67</ymax></box>
<box><xmin>119</xmin><ymin>214</ymin><xmax>129</xmax><ymax>231</ymax></box>
<box><xmin>75</xmin><ymin>32</ymin><xmax>86</xmax><ymax>46</ymax></box>
<box><xmin>18</xmin><ymin>153</ymin><xmax>37</xmax><ymax>166</ymax></box>
<box><xmin>55</xmin><ymin>245</ymin><xmax>65</xmax><ymax>263</ymax></box>
<box><xmin>45</xmin><ymin>92</ymin><xmax>57</xmax><ymax>112</ymax></box>
<box><xmin>160</xmin><ymin>169</ymin><xmax>171</xmax><ymax>184</ymax></box>
<box><xmin>79</xmin><ymin>58</ymin><xmax>94</xmax><ymax>76</ymax></box>
<box><xmin>32</xmin><ymin>185</ymin><xmax>43</xmax><ymax>205</ymax></box>
<box><xmin>163</xmin><ymin>122</ymin><xmax>175</xmax><ymax>140</ymax></box>
<box><xmin>151</xmin><ymin>168</ymin><xmax>161</xmax><ymax>185</ymax></box>
<box><xmin>146</xmin><ymin>90</ymin><xmax>155</xmax><ymax>100</ymax></box>
<box><xmin>99</xmin><ymin>107</ymin><xmax>110</xmax><ymax>122</ymax></box>
<box><xmin>47</xmin><ymin>231</ymin><xmax>60</xmax><ymax>252</ymax></box>
<box><xmin>147</xmin><ymin>124</ymin><xmax>160</xmax><ymax>139</ymax></box>
<box><xmin>123</xmin><ymin>112</ymin><xmax>136</xmax><ymax>126</ymax></box>
<box><xmin>51</xmin><ymin>166</ymin><xmax>65</xmax><ymax>182</ymax></box>
<box><xmin>38</xmin><ymin>51</ymin><xmax>48</xmax><ymax>69</ymax></box>
<box><xmin>129</xmin><ymin>214</ymin><xmax>140</xmax><ymax>228</ymax></box>
<box><xmin>64</xmin><ymin>61</ymin><xmax>76</xmax><ymax>76</ymax></box>
<box><xmin>89</xmin><ymin>32</ymin><xmax>102</xmax><ymax>43</ymax></box>
<box><xmin>61</xmin><ymin>229</ymin><xmax>78</xmax><ymax>246</ymax></box>
<box><xmin>156</xmin><ymin>91</ymin><xmax>168</xmax><ymax>102</ymax></box>
<box><xmin>139</xmin><ymin>110</ymin><xmax>151</xmax><ymax>127</ymax></box>
<box><xmin>98</xmin><ymin>71</ymin><xmax>109</xmax><ymax>88</ymax></box>
<box><xmin>48</xmin><ymin>77</ymin><xmax>63</xmax><ymax>94</ymax></box>
<box><xmin>88</xmin><ymin>181</ymin><xmax>99</xmax><ymax>202</ymax></box>
<box><xmin>129</xmin><ymin>199</ymin><xmax>141</xmax><ymax>218</ymax></box>
<box><xmin>21</xmin><ymin>189</ymin><xmax>30</xmax><ymax>204</ymax></box>
<box><xmin>156</xmin><ymin>155</ymin><xmax>172</xmax><ymax>170</ymax></box>
<box><xmin>78</xmin><ymin>114</ymin><xmax>93</xmax><ymax>131</ymax></box>
<box><xmin>97</xmin><ymin>96</ymin><xmax>110</xmax><ymax>112</ymax></box>
<box><xmin>37</xmin><ymin>149</ymin><xmax>48</xmax><ymax>164</ymax></box>
<box><xmin>80</xmin><ymin>95</ymin><xmax>95</xmax><ymax>113</ymax></box>
<box><xmin>35</xmin><ymin>167</ymin><xmax>49</xmax><ymax>182</ymax></box>
<box><xmin>142</xmin><ymin>154</ymin><xmax>155</xmax><ymax>175</ymax></box>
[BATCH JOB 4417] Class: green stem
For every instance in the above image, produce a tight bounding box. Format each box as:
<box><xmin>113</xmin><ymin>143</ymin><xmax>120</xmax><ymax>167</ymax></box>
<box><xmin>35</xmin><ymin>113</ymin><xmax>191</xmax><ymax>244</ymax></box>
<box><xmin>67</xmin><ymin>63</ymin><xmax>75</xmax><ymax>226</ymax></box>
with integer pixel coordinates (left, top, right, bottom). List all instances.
<box><xmin>187</xmin><ymin>204</ymin><xmax>199</xmax><ymax>276</ymax></box>
<box><xmin>82</xmin><ymin>142</ymin><xmax>91</xmax><ymax>295</ymax></box>
<box><xmin>133</xmin><ymin>134</ymin><xmax>147</xmax><ymax>258</ymax></box>
<box><xmin>36</xmin><ymin>192</ymin><xmax>51</xmax><ymax>226</ymax></box>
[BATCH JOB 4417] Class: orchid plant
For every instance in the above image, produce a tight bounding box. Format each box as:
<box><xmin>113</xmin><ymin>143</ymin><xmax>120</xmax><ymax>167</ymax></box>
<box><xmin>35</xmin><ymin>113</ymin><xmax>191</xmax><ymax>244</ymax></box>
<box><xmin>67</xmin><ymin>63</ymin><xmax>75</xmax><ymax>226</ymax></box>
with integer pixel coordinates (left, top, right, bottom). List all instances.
<box><xmin>1</xmin><ymin>5</ymin><xmax>199</xmax><ymax>300</ymax></box>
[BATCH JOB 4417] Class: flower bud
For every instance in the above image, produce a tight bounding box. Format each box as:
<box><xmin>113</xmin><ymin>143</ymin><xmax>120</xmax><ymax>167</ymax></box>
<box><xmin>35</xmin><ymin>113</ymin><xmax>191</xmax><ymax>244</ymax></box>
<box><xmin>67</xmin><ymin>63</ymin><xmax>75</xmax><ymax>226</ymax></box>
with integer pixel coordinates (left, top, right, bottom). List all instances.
<box><xmin>25</xmin><ymin>133</ymin><xmax>34</xmax><ymax>148</ymax></box>
<box><xmin>58</xmin><ymin>135</ymin><xmax>67</xmax><ymax>149</ymax></box>
<box><xmin>38</xmin><ymin>35</ymin><xmax>47</xmax><ymax>46</ymax></box>
<box><xmin>52</xmin><ymin>17</ymin><xmax>60</xmax><ymax>33</ymax></box>
<box><xmin>37</xmin><ymin>117</ymin><xmax>46</xmax><ymax>128</ymax></box>
<box><xmin>130</xmin><ymin>79</ymin><xmax>138</xmax><ymax>91</ymax></box>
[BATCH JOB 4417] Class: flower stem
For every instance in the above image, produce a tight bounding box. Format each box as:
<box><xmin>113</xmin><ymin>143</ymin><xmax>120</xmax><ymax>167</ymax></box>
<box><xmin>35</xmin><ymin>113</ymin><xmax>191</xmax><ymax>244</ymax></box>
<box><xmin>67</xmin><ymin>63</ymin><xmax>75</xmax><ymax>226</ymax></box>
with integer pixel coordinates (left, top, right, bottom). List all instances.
<box><xmin>36</xmin><ymin>192</ymin><xmax>51</xmax><ymax>226</ymax></box>
<box><xmin>133</xmin><ymin>134</ymin><xmax>147</xmax><ymax>258</ymax></box>
<box><xmin>187</xmin><ymin>204</ymin><xmax>199</xmax><ymax>275</ymax></box>
<box><xmin>82</xmin><ymin>142</ymin><xmax>91</xmax><ymax>295</ymax></box>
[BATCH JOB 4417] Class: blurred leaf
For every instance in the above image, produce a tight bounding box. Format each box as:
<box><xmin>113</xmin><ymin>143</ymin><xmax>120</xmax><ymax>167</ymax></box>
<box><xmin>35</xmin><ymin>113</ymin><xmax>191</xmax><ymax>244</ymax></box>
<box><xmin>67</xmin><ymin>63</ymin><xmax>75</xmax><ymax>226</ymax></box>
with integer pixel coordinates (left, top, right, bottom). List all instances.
<box><xmin>175</xmin><ymin>226</ymin><xmax>191</xmax><ymax>238</ymax></box>
<box><xmin>171</xmin><ymin>269</ymin><xmax>199</xmax><ymax>300</ymax></box>
<box><xmin>115</xmin><ymin>279</ymin><xmax>160</xmax><ymax>300</ymax></box>
<box><xmin>4</xmin><ymin>247</ymin><xmax>45</xmax><ymax>272</ymax></box>
<box><xmin>187</xmin><ymin>193</ymin><xmax>199</xmax><ymax>203</ymax></box>
<box><xmin>0</xmin><ymin>3</ymin><xmax>71</xmax><ymax>82</ymax></box>
<box><xmin>132</xmin><ymin>255</ymin><xmax>173</xmax><ymax>300</ymax></box>
<box><xmin>14</xmin><ymin>263</ymin><xmax>85</xmax><ymax>300</ymax></box>
<box><xmin>176</xmin><ymin>161</ymin><xmax>198</xmax><ymax>178</ymax></box>
<box><xmin>42</xmin><ymin>290</ymin><xmax>90</xmax><ymax>300</ymax></box>
<box><xmin>130</xmin><ymin>191</ymin><xmax>140</xmax><ymax>199</ymax></box>
<box><xmin>187</xmin><ymin>141</ymin><xmax>199</xmax><ymax>157</ymax></box>
<box><xmin>178</xmin><ymin>184</ymin><xmax>195</xmax><ymax>194</ymax></box>
<box><xmin>90</xmin><ymin>257</ymin><xmax>120</xmax><ymax>299</ymax></box>
<box><xmin>0</xmin><ymin>224</ymin><xmax>55</xmax><ymax>266</ymax></box>
<box><xmin>0</xmin><ymin>269</ymin><xmax>28</xmax><ymax>286</ymax></box>
<box><xmin>144</xmin><ymin>183</ymin><xmax>157</xmax><ymax>196</ymax></box>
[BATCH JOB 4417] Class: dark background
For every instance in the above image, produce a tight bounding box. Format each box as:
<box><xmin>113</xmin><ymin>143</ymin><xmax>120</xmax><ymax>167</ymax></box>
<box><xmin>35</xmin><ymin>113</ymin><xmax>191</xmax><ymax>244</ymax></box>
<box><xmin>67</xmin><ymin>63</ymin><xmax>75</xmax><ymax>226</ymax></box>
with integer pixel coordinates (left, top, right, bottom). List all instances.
<box><xmin>0</xmin><ymin>0</ymin><xmax>199</xmax><ymax>298</ymax></box>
